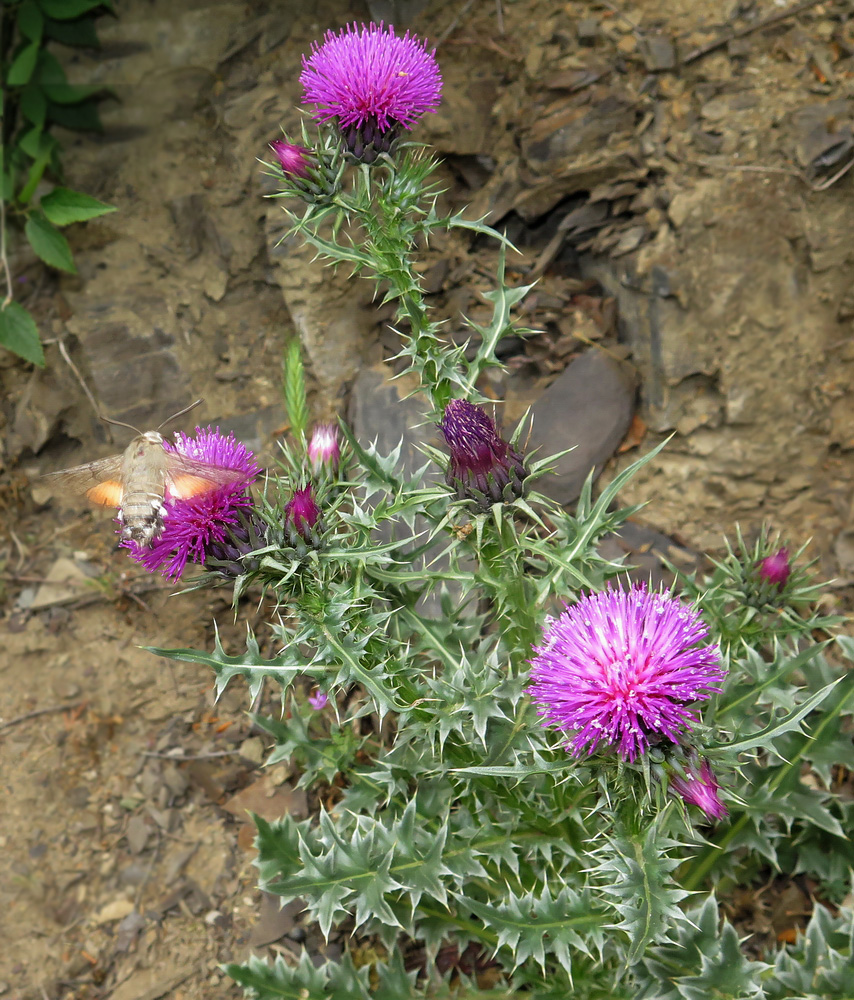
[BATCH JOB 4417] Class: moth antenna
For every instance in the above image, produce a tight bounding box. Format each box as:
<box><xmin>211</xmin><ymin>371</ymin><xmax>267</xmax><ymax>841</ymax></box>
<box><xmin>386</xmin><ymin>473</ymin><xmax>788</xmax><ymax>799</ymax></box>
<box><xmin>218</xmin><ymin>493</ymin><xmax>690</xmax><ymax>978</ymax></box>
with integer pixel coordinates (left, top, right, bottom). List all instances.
<box><xmin>101</xmin><ymin>414</ymin><xmax>143</xmax><ymax>435</ymax></box>
<box><xmin>157</xmin><ymin>398</ymin><xmax>204</xmax><ymax>432</ymax></box>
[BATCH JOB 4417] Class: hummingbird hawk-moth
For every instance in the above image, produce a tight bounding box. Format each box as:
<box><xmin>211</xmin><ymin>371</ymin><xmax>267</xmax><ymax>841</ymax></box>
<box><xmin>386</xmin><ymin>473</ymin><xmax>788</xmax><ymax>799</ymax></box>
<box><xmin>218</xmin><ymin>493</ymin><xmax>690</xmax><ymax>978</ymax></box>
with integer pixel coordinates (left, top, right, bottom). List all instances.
<box><xmin>43</xmin><ymin>400</ymin><xmax>245</xmax><ymax>547</ymax></box>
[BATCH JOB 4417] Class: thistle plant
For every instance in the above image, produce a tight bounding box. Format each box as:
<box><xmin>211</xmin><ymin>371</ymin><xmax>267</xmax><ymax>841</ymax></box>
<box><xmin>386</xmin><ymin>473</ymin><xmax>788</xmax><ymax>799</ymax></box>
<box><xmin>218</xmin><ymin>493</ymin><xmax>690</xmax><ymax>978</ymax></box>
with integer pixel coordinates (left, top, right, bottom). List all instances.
<box><xmin>139</xmin><ymin>20</ymin><xmax>854</xmax><ymax>1000</ymax></box>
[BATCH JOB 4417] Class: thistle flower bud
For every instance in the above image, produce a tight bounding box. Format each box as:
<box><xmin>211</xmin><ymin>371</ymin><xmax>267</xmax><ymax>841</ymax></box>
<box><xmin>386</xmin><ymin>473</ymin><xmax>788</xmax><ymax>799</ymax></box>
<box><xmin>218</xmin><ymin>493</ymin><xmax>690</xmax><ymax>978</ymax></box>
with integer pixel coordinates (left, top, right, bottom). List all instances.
<box><xmin>308</xmin><ymin>423</ymin><xmax>340</xmax><ymax>474</ymax></box>
<box><xmin>269</xmin><ymin>139</ymin><xmax>313</xmax><ymax>178</ymax></box>
<box><xmin>439</xmin><ymin>399</ymin><xmax>528</xmax><ymax>509</ymax></box>
<box><xmin>758</xmin><ymin>546</ymin><xmax>791</xmax><ymax>587</ymax></box>
<box><xmin>669</xmin><ymin>758</ymin><xmax>727</xmax><ymax>821</ymax></box>
<box><xmin>285</xmin><ymin>484</ymin><xmax>322</xmax><ymax>545</ymax></box>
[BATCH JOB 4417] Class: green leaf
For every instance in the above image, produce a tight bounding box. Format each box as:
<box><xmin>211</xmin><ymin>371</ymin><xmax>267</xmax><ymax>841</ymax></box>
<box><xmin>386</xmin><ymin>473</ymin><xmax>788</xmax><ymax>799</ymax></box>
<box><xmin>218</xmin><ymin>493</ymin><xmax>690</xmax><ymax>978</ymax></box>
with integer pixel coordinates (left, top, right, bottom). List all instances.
<box><xmin>226</xmin><ymin>949</ymin><xmax>372</xmax><ymax>1000</ymax></box>
<box><xmin>17</xmin><ymin>132</ymin><xmax>57</xmax><ymax>204</ymax></box>
<box><xmin>282</xmin><ymin>337</ymin><xmax>308</xmax><ymax>441</ymax></box>
<box><xmin>41</xmin><ymin>187</ymin><xmax>115</xmax><ymax>225</ymax></box>
<box><xmin>31</xmin><ymin>47</ymin><xmax>66</xmax><ymax>87</ymax></box>
<box><xmin>32</xmin><ymin>49</ymin><xmax>104</xmax><ymax>104</ymax></box>
<box><xmin>7</xmin><ymin>42</ymin><xmax>40</xmax><ymax>86</ymax></box>
<box><xmin>25</xmin><ymin>211</ymin><xmax>77</xmax><ymax>273</ymax></box>
<box><xmin>596</xmin><ymin>823</ymin><xmax>689</xmax><ymax>964</ymax></box>
<box><xmin>37</xmin><ymin>0</ymin><xmax>107</xmax><ymax>18</ymax></box>
<box><xmin>464</xmin><ymin>885</ymin><xmax>606</xmax><ymax>972</ymax></box>
<box><xmin>17</xmin><ymin>0</ymin><xmax>44</xmax><ymax>42</ymax></box>
<box><xmin>0</xmin><ymin>302</ymin><xmax>45</xmax><ymax>367</ymax></box>
<box><xmin>46</xmin><ymin>99</ymin><xmax>103</xmax><ymax>131</ymax></box>
<box><xmin>43</xmin><ymin>14</ymin><xmax>101</xmax><ymax>47</ymax></box>
<box><xmin>18</xmin><ymin>126</ymin><xmax>45</xmax><ymax>159</ymax></box>
<box><xmin>20</xmin><ymin>85</ymin><xmax>47</xmax><ymax>129</ymax></box>
<box><xmin>710</xmin><ymin>678</ymin><xmax>842</xmax><ymax>756</ymax></box>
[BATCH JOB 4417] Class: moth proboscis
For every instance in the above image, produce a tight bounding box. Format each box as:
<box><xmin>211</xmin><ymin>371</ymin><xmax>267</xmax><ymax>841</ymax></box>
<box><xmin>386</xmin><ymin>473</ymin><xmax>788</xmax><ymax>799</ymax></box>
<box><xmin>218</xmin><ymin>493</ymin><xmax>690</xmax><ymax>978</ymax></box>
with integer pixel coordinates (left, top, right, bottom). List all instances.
<box><xmin>42</xmin><ymin>399</ymin><xmax>246</xmax><ymax>547</ymax></box>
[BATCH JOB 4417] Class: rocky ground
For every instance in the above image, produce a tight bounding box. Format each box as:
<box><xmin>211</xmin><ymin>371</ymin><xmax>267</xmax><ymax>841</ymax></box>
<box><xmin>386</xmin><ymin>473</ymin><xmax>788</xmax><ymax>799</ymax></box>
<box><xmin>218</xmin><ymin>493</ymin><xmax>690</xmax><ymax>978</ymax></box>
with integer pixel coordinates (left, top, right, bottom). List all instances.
<box><xmin>3</xmin><ymin>0</ymin><xmax>854</xmax><ymax>997</ymax></box>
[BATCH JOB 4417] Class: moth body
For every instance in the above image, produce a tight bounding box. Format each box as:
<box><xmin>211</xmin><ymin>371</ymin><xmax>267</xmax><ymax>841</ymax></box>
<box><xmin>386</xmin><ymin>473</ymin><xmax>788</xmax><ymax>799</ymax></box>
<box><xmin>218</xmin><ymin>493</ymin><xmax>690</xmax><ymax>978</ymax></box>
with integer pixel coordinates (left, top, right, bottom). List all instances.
<box><xmin>117</xmin><ymin>431</ymin><xmax>172</xmax><ymax>545</ymax></box>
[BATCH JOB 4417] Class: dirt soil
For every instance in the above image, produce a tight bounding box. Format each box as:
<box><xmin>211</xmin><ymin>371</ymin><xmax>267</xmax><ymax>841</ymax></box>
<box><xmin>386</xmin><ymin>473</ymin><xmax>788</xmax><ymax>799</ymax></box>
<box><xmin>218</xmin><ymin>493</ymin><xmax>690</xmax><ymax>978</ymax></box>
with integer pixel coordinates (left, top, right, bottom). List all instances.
<box><xmin>4</xmin><ymin>1</ymin><xmax>854</xmax><ymax>997</ymax></box>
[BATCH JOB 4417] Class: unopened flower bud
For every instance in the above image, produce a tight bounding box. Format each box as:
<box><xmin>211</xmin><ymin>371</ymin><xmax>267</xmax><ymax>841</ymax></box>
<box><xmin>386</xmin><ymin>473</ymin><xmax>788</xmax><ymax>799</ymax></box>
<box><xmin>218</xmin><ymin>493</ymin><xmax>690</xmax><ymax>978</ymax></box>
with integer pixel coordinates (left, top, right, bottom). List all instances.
<box><xmin>308</xmin><ymin>423</ymin><xmax>340</xmax><ymax>473</ymax></box>
<box><xmin>285</xmin><ymin>484</ymin><xmax>322</xmax><ymax>544</ymax></box>
<box><xmin>439</xmin><ymin>399</ymin><xmax>528</xmax><ymax>509</ymax></box>
<box><xmin>669</xmin><ymin>759</ymin><xmax>727</xmax><ymax>821</ymax></box>
<box><xmin>758</xmin><ymin>546</ymin><xmax>791</xmax><ymax>587</ymax></box>
<box><xmin>269</xmin><ymin>139</ymin><xmax>313</xmax><ymax>178</ymax></box>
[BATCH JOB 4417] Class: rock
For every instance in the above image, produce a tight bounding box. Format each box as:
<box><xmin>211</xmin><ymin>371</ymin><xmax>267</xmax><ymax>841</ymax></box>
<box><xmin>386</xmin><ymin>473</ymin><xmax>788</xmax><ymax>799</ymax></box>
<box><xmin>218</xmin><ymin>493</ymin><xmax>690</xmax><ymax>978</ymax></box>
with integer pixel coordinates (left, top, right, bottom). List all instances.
<box><xmin>835</xmin><ymin>528</ymin><xmax>854</xmax><ymax>573</ymax></box>
<box><xmin>29</xmin><ymin>557</ymin><xmax>91</xmax><ymax>610</ymax></box>
<box><xmin>107</xmin><ymin>963</ymin><xmax>195</xmax><ymax>1000</ymax></box>
<box><xmin>527</xmin><ymin>348</ymin><xmax>637</xmax><ymax>505</ymax></box>
<box><xmin>93</xmin><ymin>897</ymin><xmax>135</xmax><ymax>925</ymax></box>
<box><xmin>265</xmin><ymin>208</ymin><xmax>377</xmax><ymax>400</ymax></box>
<box><xmin>348</xmin><ymin>363</ymin><xmax>439</xmax><ymax>478</ymax></box>
<box><xmin>248</xmin><ymin>893</ymin><xmax>302</xmax><ymax>948</ymax></box>
<box><xmin>65</xmin><ymin>303</ymin><xmax>188</xmax><ymax>431</ymax></box>
<box><xmin>222</xmin><ymin>775</ymin><xmax>308</xmax><ymax>822</ymax></box>
<box><xmin>365</xmin><ymin>0</ymin><xmax>431</xmax><ymax>26</ymax></box>
<box><xmin>577</xmin><ymin>18</ymin><xmax>599</xmax><ymax>44</ymax></box>
<box><xmin>207</xmin><ymin>405</ymin><xmax>282</xmax><ymax>464</ymax></box>
<box><xmin>126</xmin><ymin>815</ymin><xmax>151</xmax><ymax>854</ymax></box>
<box><xmin>238</xmin><ymin>737</ymin><xmax>265</xmax><ymax>765</ymax></box>
<box><xmin>640</xmin><ymin>33</ymin><xmax>676</xmax><ymax>71</ymax></box>
<box><xmin>598</xmin><ymin>520</ymin><xmax>701</xmax><ymax>589</ymax></box>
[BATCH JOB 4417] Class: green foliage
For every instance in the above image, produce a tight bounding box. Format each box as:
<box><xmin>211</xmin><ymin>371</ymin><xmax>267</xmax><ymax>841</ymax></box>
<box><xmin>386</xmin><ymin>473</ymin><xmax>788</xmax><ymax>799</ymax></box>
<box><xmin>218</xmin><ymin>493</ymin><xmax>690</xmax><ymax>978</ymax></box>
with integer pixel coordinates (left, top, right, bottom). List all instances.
<box><xmin>0</xmin><ymin>0</ymin><xmax>116</xmax><ymax>365</ymax></box>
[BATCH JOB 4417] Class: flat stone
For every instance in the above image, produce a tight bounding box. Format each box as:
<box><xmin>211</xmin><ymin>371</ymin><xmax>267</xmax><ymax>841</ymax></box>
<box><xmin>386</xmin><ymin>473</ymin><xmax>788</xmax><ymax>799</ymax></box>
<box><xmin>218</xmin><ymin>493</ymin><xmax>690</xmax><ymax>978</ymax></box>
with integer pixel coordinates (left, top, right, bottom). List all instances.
<box><xmin>641</xmin><ymin>33</ymin><xmax>676</xmax><ymax>71</ymax></box>
<box><xmin>348</xmin><ymin>363</ymin><xmax>439</xmax><ymax>478</ymax></box>
<box><xmin>93</xmin><ymin>897</ymin><xmax>135</xmax><ymax>925</ymax></box>
<box><xmin>30</xmin><ymin>558</ymin><xmax>91</xmax><ymax>610</ymax></box>
<box><xmin>265</xmin><ymin>208</ymin><xmax>376</xmax><ymax>401</ymax></box>
<box><xmin>527</xmin><ymin>349</ymin><xmax>637</xmax><ymax>505</ymax></box>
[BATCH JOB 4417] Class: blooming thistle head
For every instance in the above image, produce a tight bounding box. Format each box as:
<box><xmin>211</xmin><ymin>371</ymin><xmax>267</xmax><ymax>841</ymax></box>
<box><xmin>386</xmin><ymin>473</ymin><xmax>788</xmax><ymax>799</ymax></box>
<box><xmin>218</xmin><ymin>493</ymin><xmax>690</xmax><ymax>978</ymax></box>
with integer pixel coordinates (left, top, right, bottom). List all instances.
<box><xmin>308</xmin><ymin>688</ymin><xmax>328</xmax><ymax>711</ymax></box>
<box><xmin>124</xmin><ymin>427</ymin><xmax>260</xmax><ymax>580</ymax></box>
<box><xmin>670</xmin><ymin>758</ymin><xmax>727</xmax><ymax>821</ymax></box>
<box><xmin>284</xmin><ymin>484</ymin><xmax>322</xmax><ymax>545</ymax></box>
<box><xmin>527</xmin><ymin>585</ymin><xmax>725</xmax><ymax>763</ymax></box>
<box><xmin>307</xmin><ymin>422</ymin><xmax>340</xmax><ymax>474</ymax></box>
<box><xmin>300</xmin><ymin>21</ymin><xmax>442</xmax><ymax>163</ymax></box>
<box><xmin>269</xmin><ymin>139</ymin><xmax>313</xmax><ymax>178</ymax></box>
<box><xmin>758</xmin><ymin>546</ymin><xmax>791</xmax><ymax>588</ymax></box>
<box><xmin>439</xmin><ymin>399</ymin><xmax>528</xmax><ymax>510</ymax></box>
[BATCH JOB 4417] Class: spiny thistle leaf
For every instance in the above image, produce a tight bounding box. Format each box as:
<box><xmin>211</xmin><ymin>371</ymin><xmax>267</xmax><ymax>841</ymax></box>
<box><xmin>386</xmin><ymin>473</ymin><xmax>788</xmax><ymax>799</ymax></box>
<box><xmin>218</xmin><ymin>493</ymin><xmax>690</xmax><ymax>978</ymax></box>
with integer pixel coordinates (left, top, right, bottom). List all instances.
<box><xmin>226</xmin><ymin>948</ymin><xmax>371</xmax><ymax>999</ymax></box>
<box><xmin>463</xmin><ymin>884</ymin><xmax>608</xmax><ymax>973</ymax></box>
<box><xmin>593</xmin><ymin>823</ymin><xmax>690</xmax><ymax>964</ymax></box>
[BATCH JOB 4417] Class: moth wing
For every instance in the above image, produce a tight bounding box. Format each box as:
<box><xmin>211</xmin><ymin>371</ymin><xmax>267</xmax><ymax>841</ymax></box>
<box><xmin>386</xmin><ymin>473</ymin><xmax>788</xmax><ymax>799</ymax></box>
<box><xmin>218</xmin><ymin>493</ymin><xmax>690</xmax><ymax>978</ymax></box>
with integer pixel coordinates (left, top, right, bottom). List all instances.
<box><xmin>86</xmin><ymin>480</ymin><xmax>125</xmax><ymax>507</ymax></box>
<box><xmin>42</xmin><ymin>455</ymin><xmax>125</xmax><ymax>506</ymax></box>
<box><xmin>164</xmin><ymin>453</ymin><xmax>248</xmax><ymax>500</ymax></box>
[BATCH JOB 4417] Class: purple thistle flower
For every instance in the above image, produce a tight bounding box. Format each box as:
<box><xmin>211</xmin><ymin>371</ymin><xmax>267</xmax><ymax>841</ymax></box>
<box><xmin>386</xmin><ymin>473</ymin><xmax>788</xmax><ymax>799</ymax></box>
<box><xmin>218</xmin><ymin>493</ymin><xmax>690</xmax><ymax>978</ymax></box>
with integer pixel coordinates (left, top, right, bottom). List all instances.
<box><xmin>285</xmin><ymin>484</ymin><xmax>322</xmax><ymax>543</ymax></box>
<box><xmin>300</xmin><ymin>22</ymin><xmax>442</xmax><ymax>162</ymax></box>
<box><xmin>308</xmin><ymin>423</ymin><xmax>340</xmax><ymax>473</ymax></box>
<box><xmin>527</xmin><ymin>585</ymin><xmax>725</xmax><ymax>762</ymax></box>
<box><xmin>758</xmin><ymin>546</ymin><xmax>791</xmax><ymax>587</ymax></box>
<box><xmin>670</xmin><ymin>759</ymin><xmax>727</xmax><ymax>821</ymax></box>
<box><xmin>439</xmin><ymin>399</ymin><xmax>528</xmax><ymax>509</ymax></box>
<box><xmin>125</xmin><ymin>427</ymin><xmax>259</xmax><ymax>580</ymax></box>
<box><xmin>308</xmin><ymin>688</ymin><xmax>328</xmax><ymax>711</ymax></box>
<box><xmin>269</xmin><ymin>139</ymin><xmax>313</xmax><ymax>178</ymax></box>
